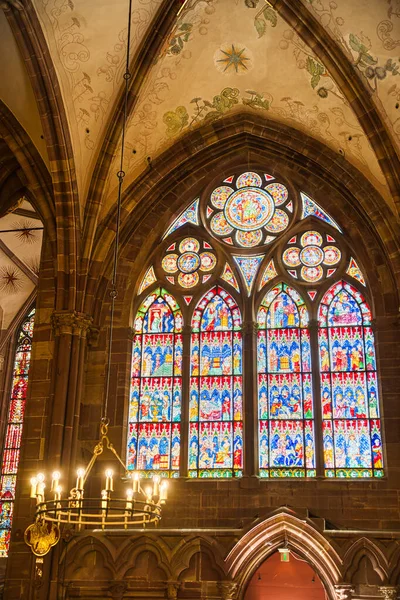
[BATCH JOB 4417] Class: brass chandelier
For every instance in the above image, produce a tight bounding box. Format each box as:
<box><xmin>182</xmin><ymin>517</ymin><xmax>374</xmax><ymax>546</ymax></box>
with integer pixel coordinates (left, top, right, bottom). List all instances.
<box><xmin>25</xmin><ymin>0</ymin><xmax>169</xmax><ymax>557</ymax></box>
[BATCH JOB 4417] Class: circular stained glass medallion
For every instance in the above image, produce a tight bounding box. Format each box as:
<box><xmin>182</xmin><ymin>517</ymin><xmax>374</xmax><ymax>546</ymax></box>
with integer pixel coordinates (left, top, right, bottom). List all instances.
<box><xmin>178</xmin><ymin>271</ymin><xmax>199</xmax><ymax>288</ymax></box>
<box><xmin>266</xmin><ymin>183</ymin><xmax>288</xmax><ymax>206</ymax></box>
<box><xmin>300</xmin><ymin>245</ymin><xmax>324</xmax><ymax>267</ymax></box>
<box><xmin>264</xmin><ymin>209</ymin><xmax>289</xmax><ymax>233</ymax></box>
<box><xmin>161</xmin><ymin>254</ymin><xmax>178</xmax><ymax>273</ymax></box>
<box><xmin>236</xmin><ymin>229</ymin><xmax>263</xmax><ymax>248</ymax></box>
<box><xmin>282</xmin><ymin>247</ymin><xmax>301</xmax><ymax>267</ymax></box>
<box><xmin>210</xmin><ymin>186</ymin><xmax>234</xmax><ymax>209</ymax></box>
<box><xmin>236</xmin><ymin>171</ymin><xmax>262</xmax><ymax>188</ymax></box>
<box><xmin>225</xmin><ymin>188</ymin><xmax>274</xmax><ymax>231</ymax></box>
<box><xmin>323</xmin><ymin>246</ymin><xmax>341</xmax><ymax>265</ymax></box>
<box><xmin>178</xmin><ymin>252</ymin><xmax>200</xmax><ymax>273</ymax></box>
<box><xmin>179</xmin><ymin>237</ymin><xmax>200</xmax><ymax>253</ymax></box>
<box><xmin>301</xmin><ymin>265</ymin><xmax>323</xmax><ymax>282</ymax></box>
<box><xmin>300</xmin><ymin>231</ymin><xmax>323</xmax><ymax>247</ymax></box>
<box><xmin>210</xmin><ymin>212</ymin><xmax>233</xmax><ymax>236</ymax></box>
<box><xmin>200</xmin><ymin>252</ymin><xmax>217</xmax><ymax>271</ymax></box>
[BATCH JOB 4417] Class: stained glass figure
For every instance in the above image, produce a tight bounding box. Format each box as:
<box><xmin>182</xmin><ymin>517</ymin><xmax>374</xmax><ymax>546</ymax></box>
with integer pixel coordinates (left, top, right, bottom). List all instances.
<box><xmin>259</xmin><ymin>259</ymin><xmax>278</xmax><ymax>291</ymax></box>
<box><xmin>129</xmin><ymin>289</ymin><xmax>183</xmax><ymax>477</ymax></box>
<box><xmin>300</xmin><ymin>192</ymin><xmax>342</xmax><ymax>232</ymax></box>
<box><xmin>0</xmin><ymin>308</ymin><xmax>35</xmax><ymax>557</ymax></box>
<box><xmin>257</xmin><ymin>285</ymin><xmax>315</xmax><ymax>477</ymax></box>
<box><xmin>161</xmin><ymin>238</ymin><xmax>217</xmax><ymax>289</ymax></box>
<box><xmin>163</xmin><ymin>198</ymin><xmax>200</xmax><ymax>239</ymax></box>
<box><xmin>346</xmin><ymin>257</ymin><xmax>366</xmax><ymax>286</ymax></box>
<box><xmin>319</xmin><ymin>281</ymin><xmax>383</xmax><ymax>478</ymax></box>
<box><xmin>221</xmin><ymin>262</ymin><xmax>240</xmax><ymax>292</ymax></box>
<box><xmin>282</xmin><ymin>231</ymin><xmax>342</xmax><ymax>283</ymax></box>
<box><xmin>233</xmin><ymin>255</ymin><xmax>264</xmax><ymax>296</ymax></box>
<box><xmin>206</xmin><ymin>171</ymin><xmax>292</xmax><ymax>248</ymax></box>
<box><xmin>138</xmin><ymin>266</ymin><xmax>157</xmax><ymax>295</ymax></box>
<box><xmin>189</xmin><ymin>287</ymin><xmax>243</xmax><ymax>478</ymax></box>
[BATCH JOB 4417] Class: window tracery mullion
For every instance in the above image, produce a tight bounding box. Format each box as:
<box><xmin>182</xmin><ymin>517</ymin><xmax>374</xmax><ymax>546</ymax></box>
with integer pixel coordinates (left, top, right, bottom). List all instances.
<box><xmin>308</xmin><ymin>318</ymin><xmax>324</xmax><ymax>477</ymax></box>
<box><xmin>179</xmin><ymin>324</ymin><xmax>192</xmax><ymax>478</ymax></box>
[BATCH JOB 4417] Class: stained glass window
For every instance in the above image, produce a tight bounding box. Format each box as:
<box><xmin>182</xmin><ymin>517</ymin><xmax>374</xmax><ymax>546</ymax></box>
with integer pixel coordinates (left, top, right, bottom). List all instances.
<box><xmin>206</xmin><ymin>172</ymin><xmax>292</xmax><ymax>248</ymax></box>
<box><xmin>257</xmin><ymin>284</ymin><xmax>315</xmax><ymax>478</ymax></box>
<box><xmin>282</xmin><ymin>231</ymin><xmax>341</xmax><ymax>283</ymax></box>
<box><xmin>319</xmin><ymin>281</ymin><xmax>383</xmax><ymax>478</ymax></box>
<box><xmin>0</xmin><ymin>308</ymin><xmax>35</xmax><ymax>557</ymax></box>
<box><xmin>189</xmin><ymin>286</ymin><xmax>243</xmax><ymax>478</ymax></box>
<box><xmin>161</xmin><ymin>238</ymin><xmax>217</xmax><ymax>288</ymax></box>
<box><xmin>128</xmin><ymin>289</ymin><xmax>183</xmax><ymax>477</ymax></box>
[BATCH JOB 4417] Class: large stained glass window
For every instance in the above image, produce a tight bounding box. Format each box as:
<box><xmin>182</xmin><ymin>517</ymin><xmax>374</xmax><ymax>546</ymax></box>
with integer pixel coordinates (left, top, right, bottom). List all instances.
<box><xmin>257</xmin><ymin>284</ymin><xmax>315</xmax><ymax>477</ymax></box>
<box><xmin>319</xmin><ymin>281</ymin><xmax>383</xmax><ymax>478</ymax></box>
<box><xmin>0</xmin><ymin>308</ymin><xmax>35</xmax><ymax>557</ymax></box>
<box><xmin>189</xmin><ymin>286</ymin><xmax>243</xmax><ymax>478</ymax></box>
<box><xmin>128</xmin><ymin>289</ymin><xmax>183</xmax><ymax>477</ymax></box>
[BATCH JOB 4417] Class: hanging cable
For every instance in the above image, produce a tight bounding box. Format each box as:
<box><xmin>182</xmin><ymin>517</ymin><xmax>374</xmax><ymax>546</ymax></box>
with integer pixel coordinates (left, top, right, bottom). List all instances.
<box><xmin>102</xmin><ymin>0</ymin><xmax>133</xmax><ymax>422</ymax></box>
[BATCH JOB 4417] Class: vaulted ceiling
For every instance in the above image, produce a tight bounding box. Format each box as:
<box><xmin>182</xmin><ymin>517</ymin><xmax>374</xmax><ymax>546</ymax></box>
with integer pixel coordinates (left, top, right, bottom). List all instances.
<box><xmin>0</xmin><ymin>0</ymin><xmax>399</xmax><ymax>313</ymax></box>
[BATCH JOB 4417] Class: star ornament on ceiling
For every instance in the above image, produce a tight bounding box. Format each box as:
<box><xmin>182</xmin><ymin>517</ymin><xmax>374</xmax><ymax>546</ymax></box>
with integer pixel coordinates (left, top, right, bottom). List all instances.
<box><xmin>217</xmin><ymin>44</ymin><xmax>251</xmax><ymax>73</ymax></box>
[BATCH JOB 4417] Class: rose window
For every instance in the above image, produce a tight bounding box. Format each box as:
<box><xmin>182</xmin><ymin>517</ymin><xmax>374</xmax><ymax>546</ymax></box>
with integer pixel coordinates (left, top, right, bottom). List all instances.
<box><xmin>206</xmin><ymin>171</ymin><xmax>293</xmax><ymax>248</ymax></box>
<box><xmin>161</xmin><ymin>237</ymin><xmax>217</xmax><ymax>288</ymax></box>
<box><xmin>282</xmin><ymin>231</ymin><xmax>342</xmax><ymax>283</ymax></box>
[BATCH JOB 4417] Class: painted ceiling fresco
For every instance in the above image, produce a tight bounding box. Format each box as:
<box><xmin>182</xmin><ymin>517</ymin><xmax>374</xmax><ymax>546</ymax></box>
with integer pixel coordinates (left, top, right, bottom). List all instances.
<box><xmin>0</xmin><ymin>201</ymin><xmax>42</xmax><ymax>337</ymax></box>
<box><xmin>101</xmin><ymin>0</ymin><xmax>394</xmax><ymax>213</ymax></box>
<box><xmin>1</xmin><ymin>0</ymin><xmax>399</xmax><ymax>214</ymax></box>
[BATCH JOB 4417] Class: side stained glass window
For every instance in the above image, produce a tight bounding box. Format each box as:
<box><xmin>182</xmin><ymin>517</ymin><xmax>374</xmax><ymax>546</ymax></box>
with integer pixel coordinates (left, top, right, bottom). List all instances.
<box><xmin>257</xmin><ymin>284</ymin><xmax>315</xmax><ymax>478</ymax></box>
<box><xmin>319</xmin><ymin>281</ymin><xmax>383</xmax><ymax>478</ymax></box>
<box><xmin>189</xmin><ymin>286</ymin><xmax>243</xmax><ymax>478</ymax></box>
<box><xmin>128</xmin><ymin>289</ymin><xmax>183</xmax><ymax>477</ymax></box>
<box><xmin>0</xmin><ymin>308</ymin><xmax>35</xmax><ymax>557</ymax></box>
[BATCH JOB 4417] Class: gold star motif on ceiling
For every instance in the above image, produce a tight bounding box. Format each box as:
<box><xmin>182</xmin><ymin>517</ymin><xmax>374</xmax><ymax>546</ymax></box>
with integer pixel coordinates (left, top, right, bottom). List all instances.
<box><xmin>217</xmin><ymin>44</ymin><xmax>250</xmax><ymax>73</ymax></box>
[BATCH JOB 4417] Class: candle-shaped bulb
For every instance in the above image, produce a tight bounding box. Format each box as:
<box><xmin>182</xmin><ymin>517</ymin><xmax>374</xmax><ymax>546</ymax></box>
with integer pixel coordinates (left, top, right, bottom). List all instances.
<box><xmin>132</xmin><ymin>471</ymin><xmax>139</xmax><ymax>494</ymax></box>
<box><xmin>145</xmin><ymin>485</ymin><xmax>153</xmax><ymax>502</ymax></box>
<box><xmin>30</xmin><ymin>477</ymin><xmax>37</xmax><ymax>499</ymax></box>
<box><xmin>36</xmin><ymin>473</ymin><xmax>45</xmax><ymax>498</ymax></box>
<box><xmin>160</xmin><ymin>480</ymin><xmax>168</xmax><ymax>503</ymax></box>
<box><xmin>76</xmin><ymin>468</ymin><xmax>85</xmax><ymax>490</ymax></box>
<box><xmin>51</xmin><ymin>471</ymin><xmax>61</xmax><ymax>492</ymax></box>
<box><xmin>153</xmin><ymin>475</ymin><xmax>160</xmax><ymax>498</ymax></box>
<box><xmin>126</xmin><ymin>488</ymin><xmax>133</xmax><ymax>510</ymax></box>
<box><xmin>105</xmin><ymin>469</ymin><xmax>114</xmax><ymax>493</ymax></box>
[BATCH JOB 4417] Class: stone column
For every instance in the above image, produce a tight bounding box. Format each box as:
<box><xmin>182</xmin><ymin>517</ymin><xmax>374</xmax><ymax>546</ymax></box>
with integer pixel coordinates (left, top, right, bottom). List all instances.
<box><xmin>334</xmin><ymin>584</ymin><xmax>355</xmax><ymax>600</ymax></box>
<box><xmin>179</xmin><ymin>325</ymin><xmax>191</xmax><ymax>478</ymax></box>
<box><xmin>380</xmin><ymin>587</ymin><xmax>399</xmax><ymax>600</ymax></box>
<box><xmin>49</xmin><ymin>310</ymin><xmax>92</xmax><ymax>478</ymax></box>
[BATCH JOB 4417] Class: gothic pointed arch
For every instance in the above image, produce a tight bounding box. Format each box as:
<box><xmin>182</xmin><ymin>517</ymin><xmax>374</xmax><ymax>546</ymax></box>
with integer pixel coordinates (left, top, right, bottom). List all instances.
<box><xmin>225</xmin><ymin>509</ymin><xmax>342</xmax><ymax>600</ymax></box>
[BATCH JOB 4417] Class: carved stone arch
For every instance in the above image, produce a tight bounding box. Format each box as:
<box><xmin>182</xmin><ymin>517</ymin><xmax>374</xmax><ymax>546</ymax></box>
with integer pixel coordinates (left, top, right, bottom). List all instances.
<box><xmin>87</xmin><ymin>113</ymin><xmax>400</xmax><ymax>320</ymax></box>
<box><xmin>61</xmin><ymin>536</ymin><xmax>116</xmax><ymax>581</ymax></box>
<box><xmin>388</xmin><ymin>544</ymin><xmax>400</xmax><ymax>585</ymax></box>
<box><xmin>225</xmin><ymin>509</ymin><xmax>342</xmax><ymax>600</ymax></box>
<box><xmin>343</xmin><ymin>538</ymin><xmax>389</xmax><ymax>585</ymax></box>
<box><xmin>171</xmin><ymin>536</ymin><xmax>227</xmax><ymax>582</ymax></box>
<box><xmin>115</xmin><ymin>535</ymin><xmax>173</xmax><ymax>580</ymax></box>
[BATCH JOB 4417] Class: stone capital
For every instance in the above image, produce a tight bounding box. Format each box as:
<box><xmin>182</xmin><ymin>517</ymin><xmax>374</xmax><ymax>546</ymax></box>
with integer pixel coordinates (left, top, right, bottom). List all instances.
<box><xmin>242</xmin><ymin>321</ymin><xmax>258</xmax><ymax>336</ymax></box>
<box><xmin>219</xmin><ymin>582</ymin><xmax>238</xmax><ymax>600</ymax></box>
<box><xmin>334</xmin><ymin>584</ymin><xmax>355</xmax><ymax>600</ymax></box>
<box><xmin>109</xmin><ymin>581</ymin><xmax>127</xmax><ymax>599</ymax></box>
<box><xmin>51</xmin><ymin>310</ymin><xmax>93</xmax><ymax>337</ymax></box>
<box><xmin>380</xmin><ymin>587</ymin><xmax>399</xmax><ymax>600</ymax></box>
<box><xmin>166</xmin><ymin>581</ymin><xmax>180</xmax><ymax>600</ymax></box>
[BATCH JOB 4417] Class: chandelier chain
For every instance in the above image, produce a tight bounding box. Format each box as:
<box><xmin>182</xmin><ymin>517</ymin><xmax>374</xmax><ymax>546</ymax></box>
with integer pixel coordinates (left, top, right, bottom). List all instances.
<box><xmin>103</xmin><ymin>0</ymin><xmax>133</xmax><ymax>421</ymax></box>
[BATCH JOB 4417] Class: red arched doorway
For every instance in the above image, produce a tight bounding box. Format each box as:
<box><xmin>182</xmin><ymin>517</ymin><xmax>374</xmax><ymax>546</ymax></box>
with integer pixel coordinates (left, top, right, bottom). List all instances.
<box><xmin>244</xmin><ymin>551</ymin><xmax>327</xmax><ymax>600</ymax></box>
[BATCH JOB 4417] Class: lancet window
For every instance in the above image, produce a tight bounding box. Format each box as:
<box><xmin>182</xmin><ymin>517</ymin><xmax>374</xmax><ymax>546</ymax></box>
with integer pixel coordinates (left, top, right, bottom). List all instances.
<box><xmin>0</xmin><ymin>308</ymin><xmax>35</xmax><ymax>556</ymax></box>
<box><xmin>129</xmin><ymin>169</ymin><xmax>384</xmax><ymax>480</ymax></box>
